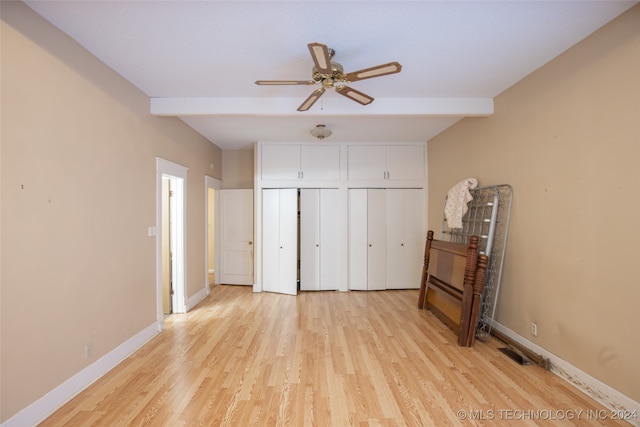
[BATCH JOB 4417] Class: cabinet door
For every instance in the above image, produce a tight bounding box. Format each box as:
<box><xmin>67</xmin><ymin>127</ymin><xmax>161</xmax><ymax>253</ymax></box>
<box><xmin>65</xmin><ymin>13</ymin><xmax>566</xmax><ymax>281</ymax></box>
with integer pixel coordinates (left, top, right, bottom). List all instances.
<box><xmin>262</xmin><ymin>189</ymin><xmax>298</xmax><ymax>295</ymax></box>
<box><xmin>348</xmin><ymin>189</ymin><xmax>368</xmax><ymax>290</ymax></box>
<box><xmin>261</xmin><ymin>145</ymin><xmax>301</xmax><ymax>180</ymax></box>
<box><xmin>347</xmin><ymin>145</ymin><xmax>386</xmax><ymax>181</ymax></box>
<box><xmin>386</xmin><ymin>145</ymin><xmax>425</xmax><ymax>181</ymax></box>
<box><xmin>367</xmin><ymin>189</ymin><xmax>387</xmax><ymax>290</ymax></box>
<box><xmin>301</xmin><ymin>146</ymin><xmax>340</xmax><ymax>181</ymax></box>
<box><xmin>386</xmin><ymin>189</ymin><xmax>424</xmax><ymax>289</ymax></box>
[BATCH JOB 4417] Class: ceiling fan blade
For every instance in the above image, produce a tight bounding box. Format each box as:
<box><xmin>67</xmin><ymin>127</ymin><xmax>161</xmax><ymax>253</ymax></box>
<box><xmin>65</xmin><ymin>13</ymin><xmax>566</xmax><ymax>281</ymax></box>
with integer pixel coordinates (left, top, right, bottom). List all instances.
<box><xmin>255</xmin><ymin>80</ymin><xmax>315</xmax><ymax>85</ymax></box>
<box><xmin>335</xmin><ymin>85</ymin><xmax>374</xmax><ymax>106</ymax></box>
<box><xmin>297</xmin><ymin>88</ymin><xmax>325</xmax><ymax>112</ymax></box>
<box><xmin>344</xmin><ymin>61</ymin><xmax>402</xmax><ymax>82</ymax></box>
<box><xmin>307</xmin><ymin>42</ymin><xmax>333</xmax><ymax>75</ymax></box>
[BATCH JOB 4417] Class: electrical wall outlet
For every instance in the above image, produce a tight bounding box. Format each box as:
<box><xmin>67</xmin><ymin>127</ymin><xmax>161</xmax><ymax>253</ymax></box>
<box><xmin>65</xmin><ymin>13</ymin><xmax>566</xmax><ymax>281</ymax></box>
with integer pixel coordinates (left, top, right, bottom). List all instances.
<box><xmin>531</xmin><ymin>322</ymin><xmax>538</xmax><ymax>337</ymax></box>
<box><xmin>85</xmin><ymin>342</ymin><xmax>93</xmax><ymax>359</ymax></box>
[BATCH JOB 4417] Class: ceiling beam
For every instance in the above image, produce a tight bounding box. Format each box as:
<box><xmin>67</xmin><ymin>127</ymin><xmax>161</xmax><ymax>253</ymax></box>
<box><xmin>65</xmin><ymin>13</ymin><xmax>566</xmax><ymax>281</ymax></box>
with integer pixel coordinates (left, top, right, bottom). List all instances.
<box><xmin>150</xmin><ymin>97</ymin><xmax>493</xmax><ymax>117</ymax></box>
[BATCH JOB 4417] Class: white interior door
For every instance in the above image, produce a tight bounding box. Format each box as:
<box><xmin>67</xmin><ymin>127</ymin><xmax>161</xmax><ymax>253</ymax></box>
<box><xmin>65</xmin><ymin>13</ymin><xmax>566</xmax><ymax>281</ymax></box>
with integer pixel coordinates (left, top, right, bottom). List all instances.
<box><xmin>262</xmin><ymin>189</ymin><xmax>298</xmax><ymax>295</ymax></box>
<box><xmin>219</xmin><ymin>189</ymin><xmax>254</xmax><ymax>285</ymax></box>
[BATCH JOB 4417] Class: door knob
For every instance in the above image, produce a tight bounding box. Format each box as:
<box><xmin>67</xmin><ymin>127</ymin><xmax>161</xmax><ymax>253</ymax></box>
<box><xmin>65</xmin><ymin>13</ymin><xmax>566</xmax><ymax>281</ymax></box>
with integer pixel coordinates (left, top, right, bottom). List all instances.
<box><xmin>248</xmin><ymin>241</ymin><xmax>253</xmax><ymax>245</ymax></box>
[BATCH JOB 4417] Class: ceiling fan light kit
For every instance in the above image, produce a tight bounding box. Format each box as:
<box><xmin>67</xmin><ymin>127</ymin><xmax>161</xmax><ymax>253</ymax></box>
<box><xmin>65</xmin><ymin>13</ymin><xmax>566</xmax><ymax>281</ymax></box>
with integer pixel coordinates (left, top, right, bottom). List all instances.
<box><xmin>255</xmin><ymin>42</ymin><xmax>402</xmax><ymax>112</ymax></box>
<box><xmin>310</xmin><ymin>124</ymin><xmax>332</xmax><ymax>140</ymax></box>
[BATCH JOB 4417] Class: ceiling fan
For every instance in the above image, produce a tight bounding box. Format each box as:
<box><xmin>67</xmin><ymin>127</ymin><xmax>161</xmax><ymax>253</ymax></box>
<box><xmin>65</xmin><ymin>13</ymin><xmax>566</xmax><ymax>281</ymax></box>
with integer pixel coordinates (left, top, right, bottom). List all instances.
<box><xmin>255</xmin><ymin>42</ymin><xmax>402</xmax><ymax>112</ymax></box>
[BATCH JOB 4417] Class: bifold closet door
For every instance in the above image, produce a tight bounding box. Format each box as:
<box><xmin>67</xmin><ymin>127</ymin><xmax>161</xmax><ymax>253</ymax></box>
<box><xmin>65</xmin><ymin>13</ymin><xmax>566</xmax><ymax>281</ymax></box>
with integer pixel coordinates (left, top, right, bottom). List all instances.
<box><xmin>385</xmin><ymin>189</ymin><xmax>425</xmax><ymax>289</ymax></box>
<box><xmin>300</xmin><ymin>189</ymin><xmax>339</xmax><ymax>291</ymax></box>
<box><xmin>348</xmin><ymin>189</ymin><xmax>386</xmax><ymax>291</ymax></box>
<box><xmin>262</xmin><ymin>188</ymin><xmax>297</xmax><ymax>295</ymax></box>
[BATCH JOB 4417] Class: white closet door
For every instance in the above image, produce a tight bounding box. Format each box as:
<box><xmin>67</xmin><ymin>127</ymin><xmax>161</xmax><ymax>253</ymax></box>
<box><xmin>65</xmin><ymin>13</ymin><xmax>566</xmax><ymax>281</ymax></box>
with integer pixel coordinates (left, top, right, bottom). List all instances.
<box><xmin>319</xmin><ymin>189</ymin><xmax>339</xmax><ymax>290</ymax></box>
<box><xmin>367</xmin><ymin>189</ymin><xmax>387</xmax><ymax>290</ymax></box>
<box><xmin>404</xmin><ymin>189</ymin><xmax>425</xmax><ymax>289</ymax></box>
<box><xmin>300</xmin><ymin>189</ymin><xmax>339</xmax><ymax>291</ymax></box>
<box><xmin>300</xmin><ymin>189</ymin><xmax>320</xmax><ymax>291</ymax></box>
<box><xmin>348</xmin><ymin>189</ymin><xmax>368</xmax><ymax>290</ymax></box>
<box><xmin>386</xmin><ymin>189</ymin><xmax>424</xmax><ymax>289</ymax></box>
<box><xmin>262</xmin><ymin>189</ymin><xmax>280</xmax><ymax>293</ymax></box>
<box><xmin>262</xmin><ymin>189</ymin><xmax>298</xmax><ymax>295</ymax></box>
<box><xmin>385</xmin><ymin>189</ymin><xmax>406</xmax><ymax>289</ymax></box>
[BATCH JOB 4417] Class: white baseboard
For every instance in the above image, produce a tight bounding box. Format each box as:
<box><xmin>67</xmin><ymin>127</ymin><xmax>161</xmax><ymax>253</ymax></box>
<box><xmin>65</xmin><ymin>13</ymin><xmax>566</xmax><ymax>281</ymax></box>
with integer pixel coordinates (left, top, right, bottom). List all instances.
<box><xmin>186</xmin><ymin>286</ymin><xmax>209</xmax><ymax>310</ymax></box>
<box><xmin>1</xmin><ymin>323</ymin><xmax>160</xmax><ymax>427</ymax></box>
<box><xmin>492</xmin><ymin>322</ymin><xmax>639</xmax><ymax>427</ymax></box>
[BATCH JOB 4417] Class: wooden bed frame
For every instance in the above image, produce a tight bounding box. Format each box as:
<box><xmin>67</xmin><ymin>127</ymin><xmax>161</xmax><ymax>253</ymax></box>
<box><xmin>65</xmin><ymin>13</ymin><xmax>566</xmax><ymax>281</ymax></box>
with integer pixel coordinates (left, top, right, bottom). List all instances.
<box><xmin>417</xmin><ymin>230</ymin><xmax>489</xmax><ymax>347</ymax></box>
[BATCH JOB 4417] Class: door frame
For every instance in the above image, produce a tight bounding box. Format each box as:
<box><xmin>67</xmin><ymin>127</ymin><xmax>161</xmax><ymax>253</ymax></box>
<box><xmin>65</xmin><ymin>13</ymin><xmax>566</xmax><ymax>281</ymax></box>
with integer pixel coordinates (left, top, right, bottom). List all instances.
<box><xmin>205</xmin><ymin>176</ymin><xmax>222</xmax><ymax>293</ymax></box>
<box><xmin>156</xmin><ymin>158</ymin><xmax>188</xmax><ymax>330</ymax></box>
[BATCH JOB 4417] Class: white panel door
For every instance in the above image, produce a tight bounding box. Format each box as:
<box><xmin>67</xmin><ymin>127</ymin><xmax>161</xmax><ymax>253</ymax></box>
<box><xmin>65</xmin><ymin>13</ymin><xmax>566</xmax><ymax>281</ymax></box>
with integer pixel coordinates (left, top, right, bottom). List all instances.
<box><xmin>219</xmin><ymin>189</ymin><xmax>254</xmax><ymax>285</ymax></box>
<box><xmin>404</xmin><ymin>189</ymin><xmax>426</xmax><ymax>289</ymax></box>
<box><xmin>367</xmin><ymin>189</ymin><xmax>387</xmax><ymax>290</ymax></box>
<box><xmin>300</xmin><ymin>189</ymin><xmax>320</xmax><ymax>291</ymax></box>
<box><xmin>348</xmin><ymin>189</ymin><xmax>368</xmax><ymax>290</ymax></box>
<box><xmin>385</xmin><ymin>189</ymin><xmax>424</xmax><ymax>289</ymax></box>
<box><xmin>300</xmin><ymin>189</ymin><xmax>339</xmax><ymax>291</ymax></box>
<box><xmin>262</xmin><ymin>189</ymin><xmax>298</xmax><ymax>295</ymax></box>
<box><xmin>319</xmin><ymin>189</ymin><xmax>339</xmax><ymax>290</ymax></box>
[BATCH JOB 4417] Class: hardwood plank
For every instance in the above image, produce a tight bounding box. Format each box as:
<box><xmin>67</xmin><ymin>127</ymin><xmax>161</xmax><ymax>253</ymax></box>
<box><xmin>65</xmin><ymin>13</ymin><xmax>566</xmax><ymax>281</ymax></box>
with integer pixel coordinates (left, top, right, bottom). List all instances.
<box><xmin>39</xmin><ymin>285</ymin><xmax>629</xmax><ymax>426</ymax></box>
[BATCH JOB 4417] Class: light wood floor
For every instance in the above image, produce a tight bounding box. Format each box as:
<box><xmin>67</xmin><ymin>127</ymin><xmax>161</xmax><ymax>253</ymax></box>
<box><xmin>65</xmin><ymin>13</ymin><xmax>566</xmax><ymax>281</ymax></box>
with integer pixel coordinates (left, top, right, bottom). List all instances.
<box><xmin>40</xmin><ymin>285</ymin><xmax>628</xmax><ymax>426</ymax></box>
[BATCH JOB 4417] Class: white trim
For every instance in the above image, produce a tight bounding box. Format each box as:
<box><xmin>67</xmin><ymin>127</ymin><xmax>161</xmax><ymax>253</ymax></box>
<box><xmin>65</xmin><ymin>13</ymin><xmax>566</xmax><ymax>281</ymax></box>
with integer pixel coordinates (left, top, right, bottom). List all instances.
<box><xmin>1</xmin><ymin>324</ymin><xmax>159</xmax><ymax>427</ymax></box>
<box><xmin>187</xmin><ymin>286</ymin><xmax>209</xmax><ymax>311</ymax></box>
<box><xmin>492</xmin><ymin>322</ymin><xmax>639</xmax><ymax>426</ymax></box>
<box><xmin>156</xmin><ymin>158</ymin><xmax>188</xmax><ymax>327</ymax></box>
<box><xmin>151</xmin><ymin>96</ymin><xmax>494</xmax><ymax>117</ymax></box>
<box><xmin>205</xmin><ymin>176</ymin><xmax>222</xmax><ymax>294</ymax></box>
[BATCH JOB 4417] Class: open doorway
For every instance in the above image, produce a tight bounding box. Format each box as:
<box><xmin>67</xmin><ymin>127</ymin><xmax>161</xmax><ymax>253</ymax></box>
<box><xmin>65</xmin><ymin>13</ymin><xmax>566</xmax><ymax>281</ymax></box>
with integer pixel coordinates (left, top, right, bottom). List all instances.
<box><xmin>156</xmin><ymin>158</ymin><xmax>187</xmax><ymax>330</ymax></box>
<box><xmin>206</xmin><ymin>176</ymin><xmax>222</xmax><ymax>293</ymax></box>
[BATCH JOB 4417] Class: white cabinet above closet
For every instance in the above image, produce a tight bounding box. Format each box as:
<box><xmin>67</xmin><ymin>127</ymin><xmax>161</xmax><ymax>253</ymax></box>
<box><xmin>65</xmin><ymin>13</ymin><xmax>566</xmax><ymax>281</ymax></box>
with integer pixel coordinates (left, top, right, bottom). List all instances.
<box><xmin>347</xmin><ymin>144</ymin><xmax>425</xmax><ymax>186</ymax></box>
<box><xmin>260</xmin><ymin>144</ymin><xmax>340</xmax><ymax>185</ymax></box>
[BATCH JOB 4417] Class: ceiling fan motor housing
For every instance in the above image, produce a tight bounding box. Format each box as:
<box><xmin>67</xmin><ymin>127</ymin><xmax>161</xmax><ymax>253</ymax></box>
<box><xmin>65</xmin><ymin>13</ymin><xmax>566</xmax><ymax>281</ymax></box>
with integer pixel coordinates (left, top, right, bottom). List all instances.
<box><xmin>312</xmin><ymin>61</ymin><xmax>346</xmax><ymax>87</ymax></box>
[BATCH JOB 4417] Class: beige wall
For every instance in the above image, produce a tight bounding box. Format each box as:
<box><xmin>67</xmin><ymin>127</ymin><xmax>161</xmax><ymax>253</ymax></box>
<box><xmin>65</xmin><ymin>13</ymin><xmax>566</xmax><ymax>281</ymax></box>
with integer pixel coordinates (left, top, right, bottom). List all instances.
<box><xmin>1</xmin><ymin>2</ymin><xmax>222</xmax><ymax>421</ymax></box>
<box><xmin>428</xmin><ymin>5</ymin><xmax>639</xmax><ymax>401</ymax></box>
<box><xmin>222</xmin><ymin>149</ymin><xmax>254</xmax><ymax>189</ymax></box>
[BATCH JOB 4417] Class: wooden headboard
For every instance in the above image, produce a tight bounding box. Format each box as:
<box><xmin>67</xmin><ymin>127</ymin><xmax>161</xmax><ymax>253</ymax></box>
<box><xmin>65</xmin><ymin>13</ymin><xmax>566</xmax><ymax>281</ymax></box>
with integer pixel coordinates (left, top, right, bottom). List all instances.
<box><xmin>417</xmin><ymin>230</ymin><xmax>489</xmax><ymax>347</ymax></box>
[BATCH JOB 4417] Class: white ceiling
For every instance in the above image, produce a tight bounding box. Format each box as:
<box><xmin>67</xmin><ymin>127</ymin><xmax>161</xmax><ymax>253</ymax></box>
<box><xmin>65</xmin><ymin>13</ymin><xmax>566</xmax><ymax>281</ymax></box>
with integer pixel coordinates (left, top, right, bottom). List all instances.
<box><xmin>24</xmin><ymin>1</ymin><xmax>637</xmax><ymax>150</ymax></box>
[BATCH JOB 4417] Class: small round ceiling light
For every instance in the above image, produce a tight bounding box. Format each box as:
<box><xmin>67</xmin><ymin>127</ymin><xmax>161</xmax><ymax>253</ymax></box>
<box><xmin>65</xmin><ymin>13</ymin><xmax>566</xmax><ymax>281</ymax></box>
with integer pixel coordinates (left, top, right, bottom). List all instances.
<box><xmin>310</xmin><ymin>124</ymin><xmax>332</xmax><ymax>140</ymax></box>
